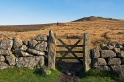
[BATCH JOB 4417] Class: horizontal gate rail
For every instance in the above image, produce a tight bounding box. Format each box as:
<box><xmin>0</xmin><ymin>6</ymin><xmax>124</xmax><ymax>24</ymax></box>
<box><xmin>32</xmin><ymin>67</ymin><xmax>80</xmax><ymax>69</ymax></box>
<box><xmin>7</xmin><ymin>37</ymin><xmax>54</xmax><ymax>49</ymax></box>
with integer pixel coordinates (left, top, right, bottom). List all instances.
<box><xmin>57</xmin><ymin>45</ymin><xmax>83</xmax><ymax>47</ymax></box>
<box><xmin>56</xmin><ymin>36</ymin><xmax>83</xmax><ymax>39</ymax></box>
<box><xmin>56</xmin><ymin>51</ymin><xmax>83</xmax><ymax>53</ymax></box>
<box><xmin>56</xmin><ymin>57</ymin><xmax>83</xmax><ymax>59</ymax></box>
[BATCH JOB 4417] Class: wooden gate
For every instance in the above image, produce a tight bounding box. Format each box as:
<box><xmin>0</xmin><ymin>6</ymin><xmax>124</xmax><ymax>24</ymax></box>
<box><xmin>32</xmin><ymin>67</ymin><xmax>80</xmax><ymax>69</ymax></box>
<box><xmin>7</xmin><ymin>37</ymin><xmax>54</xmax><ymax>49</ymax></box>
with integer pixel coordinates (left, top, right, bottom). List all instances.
<box><xmin>48</xmin><ymin>30</ymin><xmax>91</xmax><ymax>72</ymax></box>
<box><xmin>56</xmin><ymin>35</ymin><xmax>84</xmax><ymax>64</ymax></box>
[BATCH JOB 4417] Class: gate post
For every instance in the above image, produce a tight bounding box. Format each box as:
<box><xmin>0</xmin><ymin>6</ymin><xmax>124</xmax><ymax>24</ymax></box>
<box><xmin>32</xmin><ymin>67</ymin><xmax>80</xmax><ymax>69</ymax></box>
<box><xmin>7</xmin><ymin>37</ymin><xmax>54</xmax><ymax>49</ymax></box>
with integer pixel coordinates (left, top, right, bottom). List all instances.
<box><xmin>83</xmin><ymin>33</ymin><xmax>91</xmax><ymax>72</ymax></box>
<box><xmin>48</xmin><ymin>30</ymin><xmax>56</xmax><ymax>70</ymax></box>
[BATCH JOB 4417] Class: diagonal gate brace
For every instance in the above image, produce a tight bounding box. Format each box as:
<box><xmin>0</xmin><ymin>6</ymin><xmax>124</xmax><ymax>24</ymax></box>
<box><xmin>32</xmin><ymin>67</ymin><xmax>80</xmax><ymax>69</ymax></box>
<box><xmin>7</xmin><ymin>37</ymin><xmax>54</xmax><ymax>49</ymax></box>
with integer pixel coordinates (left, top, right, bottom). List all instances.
<box><xmin>57</xmin><ymin>39</ymin><xmax>83</xmax><ymax>63</ymax></box>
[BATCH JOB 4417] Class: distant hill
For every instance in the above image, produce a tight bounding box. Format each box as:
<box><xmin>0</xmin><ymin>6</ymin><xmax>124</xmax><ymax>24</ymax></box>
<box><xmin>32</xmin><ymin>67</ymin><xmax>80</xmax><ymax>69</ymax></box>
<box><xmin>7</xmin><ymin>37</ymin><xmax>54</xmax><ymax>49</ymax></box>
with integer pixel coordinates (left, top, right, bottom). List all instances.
<box><xmin>1</xmin><ymin>16</ymin><xmax>124</xmax><ymax>46</ymax></box>
<box><xmin>73</xmin><ymin>16</ymin><xmax>120</xmax><ymax>22</ymax></box>
<box><xmin>0</xmin><ymin>23</ymin><xmax>54</xmax><ymax>32</ymax></box>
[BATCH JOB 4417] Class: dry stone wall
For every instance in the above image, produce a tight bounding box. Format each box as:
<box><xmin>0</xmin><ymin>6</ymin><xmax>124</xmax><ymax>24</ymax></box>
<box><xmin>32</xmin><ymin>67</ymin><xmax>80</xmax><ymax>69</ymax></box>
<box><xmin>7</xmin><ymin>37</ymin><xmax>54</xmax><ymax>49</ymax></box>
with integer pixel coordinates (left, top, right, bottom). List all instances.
<box><xmin>91</xmin><ymin>43</ymin><xmax>124</xmax><ymax>72</ymax></box>
<box><xmin>0</xmin><ymin>34</ymin><xmax>48</xmax><ymax>69</ymax></box>
<box><xmin>1</xmin><ymin>31</ymin><xmax>124</xmax><ymax>73</ymax></box>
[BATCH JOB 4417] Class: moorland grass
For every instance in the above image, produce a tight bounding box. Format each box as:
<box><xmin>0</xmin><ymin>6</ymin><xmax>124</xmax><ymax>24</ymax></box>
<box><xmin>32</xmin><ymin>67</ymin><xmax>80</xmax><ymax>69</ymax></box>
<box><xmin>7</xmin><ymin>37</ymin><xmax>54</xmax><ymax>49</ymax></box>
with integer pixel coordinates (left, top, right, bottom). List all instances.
<box><xmin>0</xmin><ymin>67</ymin><xmax>122</xmax><ymax>82</ymax></box>
<box><xmin>0</xmin><ymin>67</ymin><xmax>61</xmax><ymax>82</ymax></box>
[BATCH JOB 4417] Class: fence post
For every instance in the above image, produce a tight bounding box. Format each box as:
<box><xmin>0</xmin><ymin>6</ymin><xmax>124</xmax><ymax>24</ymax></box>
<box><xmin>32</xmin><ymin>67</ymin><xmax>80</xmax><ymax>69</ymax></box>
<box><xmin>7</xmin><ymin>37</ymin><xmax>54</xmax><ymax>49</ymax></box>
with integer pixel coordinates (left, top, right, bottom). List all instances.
<box><xmin>83</xmin><ymin>33</ymin><xmax>91</xmax><ymax>72</ymax></box>
<box><xmin>48</xmin><ymin>30</ymin><xmax>56</xmax><ymax>70</ymax></box>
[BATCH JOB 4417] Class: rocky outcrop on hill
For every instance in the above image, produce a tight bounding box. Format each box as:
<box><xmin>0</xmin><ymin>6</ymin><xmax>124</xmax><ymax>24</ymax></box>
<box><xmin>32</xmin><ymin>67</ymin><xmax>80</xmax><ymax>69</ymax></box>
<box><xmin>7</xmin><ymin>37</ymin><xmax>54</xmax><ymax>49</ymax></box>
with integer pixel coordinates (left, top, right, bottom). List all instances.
<box><xmin>73</xmin><ymin>16</ymin><xmax>119</xmax><ymax>22</ymax></box>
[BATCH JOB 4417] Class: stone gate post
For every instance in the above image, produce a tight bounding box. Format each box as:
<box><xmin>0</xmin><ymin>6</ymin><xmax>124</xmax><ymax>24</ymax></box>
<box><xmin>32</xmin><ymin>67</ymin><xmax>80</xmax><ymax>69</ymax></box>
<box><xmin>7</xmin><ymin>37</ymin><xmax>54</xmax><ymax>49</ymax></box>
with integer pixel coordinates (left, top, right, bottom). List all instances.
<box><xmin>83</xmin><ymin>33</ymin><xmax>91</xmax><ymax>72</ymax></box>
<box><xmin>48</xmin><ymin>30</ymin><xmax>56</xmax><ymax>70</ymax></box>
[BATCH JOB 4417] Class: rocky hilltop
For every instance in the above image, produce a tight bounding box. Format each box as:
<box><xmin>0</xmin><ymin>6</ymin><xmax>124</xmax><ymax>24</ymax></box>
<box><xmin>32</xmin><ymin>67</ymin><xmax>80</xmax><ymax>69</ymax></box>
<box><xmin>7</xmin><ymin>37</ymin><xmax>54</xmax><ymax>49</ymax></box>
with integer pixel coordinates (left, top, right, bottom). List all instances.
<box><xmin>73</xmin><ymin>16</ymin><xmax>120</xmax><ymax>22</ymax></box>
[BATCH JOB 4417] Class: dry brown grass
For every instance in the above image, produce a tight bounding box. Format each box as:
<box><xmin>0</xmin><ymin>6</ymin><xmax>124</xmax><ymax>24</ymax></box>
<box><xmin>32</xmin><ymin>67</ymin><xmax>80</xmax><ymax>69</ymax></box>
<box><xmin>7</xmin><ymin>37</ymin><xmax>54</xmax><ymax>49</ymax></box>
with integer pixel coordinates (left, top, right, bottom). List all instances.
<box><xmin>1</xmin><ymin>17</ymin><xmax>124</xmax><ymax>48</ymax></box>
<box><xmin>1</xmin><ymin>17</ymin><xmax>124</xmax><ymax>61</ymax></box>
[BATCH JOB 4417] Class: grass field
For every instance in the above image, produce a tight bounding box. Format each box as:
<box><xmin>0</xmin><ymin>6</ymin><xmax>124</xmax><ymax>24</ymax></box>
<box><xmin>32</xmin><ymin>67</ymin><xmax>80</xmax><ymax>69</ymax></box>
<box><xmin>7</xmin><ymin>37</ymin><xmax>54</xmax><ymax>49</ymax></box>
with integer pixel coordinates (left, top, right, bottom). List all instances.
<box><xmin>0</xmin><ymin>67</ymin><xmax>122</xmax><ymax>82</ymax></box>
<box><xmin>0</xmin><ymin>67</ymin><xmax>61</xmax><ymax>82</ymax></box>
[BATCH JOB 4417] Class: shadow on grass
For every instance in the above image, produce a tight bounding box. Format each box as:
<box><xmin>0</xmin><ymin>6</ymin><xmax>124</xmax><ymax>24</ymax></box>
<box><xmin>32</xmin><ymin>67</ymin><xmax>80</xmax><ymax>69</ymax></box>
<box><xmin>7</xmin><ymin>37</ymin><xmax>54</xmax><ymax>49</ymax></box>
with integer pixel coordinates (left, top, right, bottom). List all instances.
<box><xmin>33</xmin><ymin>68</ymin><xmax>43</xmax><ymax>75</ymax></box>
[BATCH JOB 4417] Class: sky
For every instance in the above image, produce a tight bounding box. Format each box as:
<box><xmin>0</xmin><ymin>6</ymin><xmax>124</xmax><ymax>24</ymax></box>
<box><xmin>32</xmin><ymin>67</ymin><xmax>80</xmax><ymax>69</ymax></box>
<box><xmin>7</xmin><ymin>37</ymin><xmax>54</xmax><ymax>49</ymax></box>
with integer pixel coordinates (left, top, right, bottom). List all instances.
<box><xmin>0</xmin><ymin>0</ymin><xmax>124</xmax><ymax>25</ymax></box>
